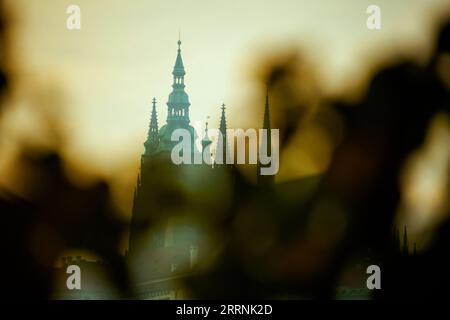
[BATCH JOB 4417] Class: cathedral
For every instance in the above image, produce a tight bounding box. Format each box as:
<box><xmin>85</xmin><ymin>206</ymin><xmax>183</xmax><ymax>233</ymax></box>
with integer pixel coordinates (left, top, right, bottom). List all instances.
<box><xmin>128</xmin><ymin>39</ymin><xmax>274</xmax><ymax>299</ymax></box>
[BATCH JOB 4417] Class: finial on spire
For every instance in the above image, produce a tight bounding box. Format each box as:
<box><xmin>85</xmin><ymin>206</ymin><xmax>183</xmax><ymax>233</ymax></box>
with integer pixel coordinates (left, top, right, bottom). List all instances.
<box><xmin>152</xmin><ymin>97</ymin><xmax>157</xmax><ymax>107</ymax></box>
<box><xmin>177</xmin><ymin>28</ymin><xmax>181</xmax><ymax>51</ymax></box>
<box><xmin>221</xmin><ymin>103</ymin><xmax>226</xmax><ymax>111</ymax></box>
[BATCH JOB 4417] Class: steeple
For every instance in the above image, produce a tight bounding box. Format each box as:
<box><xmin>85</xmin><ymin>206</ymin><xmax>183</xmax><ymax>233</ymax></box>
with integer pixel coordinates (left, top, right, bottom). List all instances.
<box><xmin>173</xmin><ymin>40</ymin><xmax>185</xmax><ymax>77</ymax></box>
<box><xmin>201</xmin><ymin>118</ymin><xmax>212</xmax><ymax>151</ymax></box>
<box><xmin>215</xmin><ymin>103</ymin><xmax>230</xmax><ymax>165</ymax></box>
<box><xmin>167</xmin><ymin>39</ymin><xmax>190</xmax><ymax>124</ymax></box>
<box><xmin>144</xmin><ymin>97</ymin><xmax>159</xmax><ymax>155</ymax></box>
<box><xmin>257</xmin><ymin>87</ymin><xmax>275</xmax><ymax>186</ymax></box>
<box><xmin>219</xmin><ymin>103</ymin><xmax>227</xmax><ymax>137</ymax></box>
<box><xmin>157</xmin><ymin>37</ymin><xmax>199</xmax><ymax>156</ymax></box>
<box><xmin>201</xmin><ymin>118</ymin><xmax>212</xmax><ymax>164</ymax></box>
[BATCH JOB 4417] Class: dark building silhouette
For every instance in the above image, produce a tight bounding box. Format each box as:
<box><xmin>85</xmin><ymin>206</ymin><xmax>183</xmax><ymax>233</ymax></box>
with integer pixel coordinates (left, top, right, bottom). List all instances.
<box><xmin>127</xmin><ymin>39</ymin><xmax>277</xmax><ymax>299</ymax></box>
<box><xmin>1</xmin><ymin>7</ymin><xmax>447</xmax><ymax>298</ymax></box>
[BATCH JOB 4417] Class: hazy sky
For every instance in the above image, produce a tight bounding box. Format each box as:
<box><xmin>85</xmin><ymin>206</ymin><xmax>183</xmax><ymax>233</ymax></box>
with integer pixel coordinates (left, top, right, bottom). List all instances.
<box><xmin>2</xmin><ymin>0</ymin><xmax>449</xmax><ymax>181</ymax></box>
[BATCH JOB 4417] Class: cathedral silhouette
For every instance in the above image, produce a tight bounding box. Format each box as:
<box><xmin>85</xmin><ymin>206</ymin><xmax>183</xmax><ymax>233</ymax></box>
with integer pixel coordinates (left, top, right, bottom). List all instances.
<box><xmin>127</xmin><ymin>39</ymin><xmax>274</xmax><ymax>299</ymax></box>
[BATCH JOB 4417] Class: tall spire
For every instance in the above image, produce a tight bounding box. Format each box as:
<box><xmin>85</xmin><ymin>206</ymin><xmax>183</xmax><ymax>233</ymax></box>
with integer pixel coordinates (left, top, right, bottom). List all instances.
<box><xmin>144</xmin><ymin>97</ymin><xmax>159</xmax><ymax>155</ymax></box>
<box><xmin>219</xmin><ymin>103</ymin><xmax>227</xmax><ymax>136</ymax></box>
<box><xmin>173</xmin><ymin>39</ymin><xmax>185</xmax><ymax>77</ymax></box>
<box><xmin>215</xmin><ymin>103</ymin><xmax>231</xmax><ymax>165</ymax></box>
<box><xmin>167</xmin><ymin>39</ymin><xmax>190</xmax><ymax>124</ymax></box>
<box><xmin>150</xmin><ymin>97</ymin><xmax>158</xmax><ymax>129</ymax></box>
<box><xmin>257</xmin><ymin>86</ymin><xmax>274</xmax><ymax>186</ymax></box>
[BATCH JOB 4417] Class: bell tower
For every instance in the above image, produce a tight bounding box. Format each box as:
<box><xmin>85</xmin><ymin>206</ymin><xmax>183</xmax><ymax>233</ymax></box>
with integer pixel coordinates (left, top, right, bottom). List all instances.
<box><xmin>167</xmin><ymin>40</ymin><xmax>190</xmax><ymax>126</ymax></box>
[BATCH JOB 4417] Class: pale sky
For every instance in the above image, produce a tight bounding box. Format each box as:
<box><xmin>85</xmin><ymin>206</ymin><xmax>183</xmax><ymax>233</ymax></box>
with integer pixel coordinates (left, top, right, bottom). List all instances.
<box><xmin>1</xmin><ymin>0</ymin><xmax>449</xmax><ymax>192</ymax></box>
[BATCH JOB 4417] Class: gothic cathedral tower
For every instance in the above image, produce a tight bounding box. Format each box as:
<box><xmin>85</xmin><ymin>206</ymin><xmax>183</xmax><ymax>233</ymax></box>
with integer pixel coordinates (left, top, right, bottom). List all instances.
<box><xmin>156</xmin><ymin>40</ymin><xmax>199</xmax><ymax>158</ymax></box>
